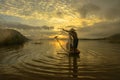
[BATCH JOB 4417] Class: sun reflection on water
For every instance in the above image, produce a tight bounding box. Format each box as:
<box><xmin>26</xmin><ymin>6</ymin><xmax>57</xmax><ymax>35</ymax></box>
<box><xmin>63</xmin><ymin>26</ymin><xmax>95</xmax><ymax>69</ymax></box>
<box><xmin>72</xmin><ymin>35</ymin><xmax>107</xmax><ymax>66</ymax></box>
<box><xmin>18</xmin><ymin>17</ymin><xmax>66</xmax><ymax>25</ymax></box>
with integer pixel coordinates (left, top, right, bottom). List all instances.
<box><xmin>50</xmin><ymin>39</ymin><xmax>66</xmax><ymax>55</ymax></box>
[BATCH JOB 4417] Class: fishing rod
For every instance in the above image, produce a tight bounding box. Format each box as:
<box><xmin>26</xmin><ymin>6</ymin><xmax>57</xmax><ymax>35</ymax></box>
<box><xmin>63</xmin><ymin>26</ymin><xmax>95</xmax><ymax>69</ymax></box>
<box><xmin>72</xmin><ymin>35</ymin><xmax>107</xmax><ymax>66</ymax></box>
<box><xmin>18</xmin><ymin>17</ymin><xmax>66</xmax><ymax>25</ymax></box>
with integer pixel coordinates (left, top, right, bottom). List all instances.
<box><xmin>54</xmin><ymin>36</ymin><xmax>69</xmax><ymax>53</ymax></box>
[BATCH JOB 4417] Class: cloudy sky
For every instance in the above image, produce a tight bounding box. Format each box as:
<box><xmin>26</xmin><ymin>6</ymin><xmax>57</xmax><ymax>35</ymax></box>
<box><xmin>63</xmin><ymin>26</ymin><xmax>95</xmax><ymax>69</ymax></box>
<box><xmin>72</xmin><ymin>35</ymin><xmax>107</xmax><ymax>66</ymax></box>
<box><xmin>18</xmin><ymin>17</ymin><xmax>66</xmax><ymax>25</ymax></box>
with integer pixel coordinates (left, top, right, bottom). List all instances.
<box><xmin>0</xmin><ymin>0</ymin><xmax>120</xmax><ymax>38</ymax></box>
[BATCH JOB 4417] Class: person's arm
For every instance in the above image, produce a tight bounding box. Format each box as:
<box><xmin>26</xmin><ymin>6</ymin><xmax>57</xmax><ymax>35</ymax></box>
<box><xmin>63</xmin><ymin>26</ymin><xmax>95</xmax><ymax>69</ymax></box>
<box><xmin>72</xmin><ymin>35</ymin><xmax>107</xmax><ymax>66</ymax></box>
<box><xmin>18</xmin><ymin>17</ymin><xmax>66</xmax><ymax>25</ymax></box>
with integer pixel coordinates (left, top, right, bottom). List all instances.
<box><xmin>62</xmin><ymin>29</ymin><xmax>69</xmax><ymax>33</ymax></box>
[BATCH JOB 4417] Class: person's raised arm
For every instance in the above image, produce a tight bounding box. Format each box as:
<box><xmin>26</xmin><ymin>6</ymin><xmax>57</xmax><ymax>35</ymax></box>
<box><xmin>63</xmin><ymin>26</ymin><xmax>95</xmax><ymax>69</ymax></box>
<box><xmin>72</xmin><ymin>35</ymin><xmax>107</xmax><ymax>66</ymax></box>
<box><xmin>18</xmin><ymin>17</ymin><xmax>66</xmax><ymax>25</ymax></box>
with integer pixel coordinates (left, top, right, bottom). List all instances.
<box><xmin>62</xmin><ymin>28</ymin><xmax>69</xmax><ymax>33</ymax></box>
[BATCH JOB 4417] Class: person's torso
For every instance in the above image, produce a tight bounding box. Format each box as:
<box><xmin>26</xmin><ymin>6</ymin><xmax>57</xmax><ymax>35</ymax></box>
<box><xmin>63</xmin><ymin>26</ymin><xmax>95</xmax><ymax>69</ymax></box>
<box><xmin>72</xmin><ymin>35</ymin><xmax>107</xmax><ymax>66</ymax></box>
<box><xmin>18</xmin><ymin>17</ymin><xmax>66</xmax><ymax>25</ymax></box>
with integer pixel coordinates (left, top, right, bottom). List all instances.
<box><xmin>70</xmin><ymin>32</ymin><xmax>78</xmax><ymax>39</ymax></box>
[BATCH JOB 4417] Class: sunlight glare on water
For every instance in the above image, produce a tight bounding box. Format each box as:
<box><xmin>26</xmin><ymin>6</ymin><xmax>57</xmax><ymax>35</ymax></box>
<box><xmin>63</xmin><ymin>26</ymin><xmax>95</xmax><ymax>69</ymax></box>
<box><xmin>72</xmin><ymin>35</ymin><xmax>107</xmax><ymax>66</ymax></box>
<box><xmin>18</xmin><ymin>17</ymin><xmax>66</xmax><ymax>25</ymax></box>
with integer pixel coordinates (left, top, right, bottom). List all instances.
<box><xmin>0</xmin><ymin>40</ymin><xmax>120</xmax><ymax>80</ymax></box>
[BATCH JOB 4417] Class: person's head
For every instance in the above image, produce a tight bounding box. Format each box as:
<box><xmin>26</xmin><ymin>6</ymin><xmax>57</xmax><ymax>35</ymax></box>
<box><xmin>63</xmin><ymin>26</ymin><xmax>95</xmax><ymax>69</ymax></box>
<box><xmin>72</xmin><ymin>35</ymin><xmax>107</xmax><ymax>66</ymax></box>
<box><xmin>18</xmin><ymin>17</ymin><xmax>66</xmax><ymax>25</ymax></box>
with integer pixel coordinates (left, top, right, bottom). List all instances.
<box><xmin>70</xmin><ymin>28</ymin><xmax>75</xmax><ymax>32</ymax></box>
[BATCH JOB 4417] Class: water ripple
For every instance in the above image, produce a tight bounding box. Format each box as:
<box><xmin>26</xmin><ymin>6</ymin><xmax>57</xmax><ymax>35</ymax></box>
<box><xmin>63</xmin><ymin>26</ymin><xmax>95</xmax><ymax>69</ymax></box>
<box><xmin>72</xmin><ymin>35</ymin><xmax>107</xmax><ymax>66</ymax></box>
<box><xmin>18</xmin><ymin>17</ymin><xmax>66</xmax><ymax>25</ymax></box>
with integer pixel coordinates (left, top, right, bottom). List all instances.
<box><xmin>0</xmin><ymin>40</ymin><xmax>120</xmax><ymax>80</ymax></box>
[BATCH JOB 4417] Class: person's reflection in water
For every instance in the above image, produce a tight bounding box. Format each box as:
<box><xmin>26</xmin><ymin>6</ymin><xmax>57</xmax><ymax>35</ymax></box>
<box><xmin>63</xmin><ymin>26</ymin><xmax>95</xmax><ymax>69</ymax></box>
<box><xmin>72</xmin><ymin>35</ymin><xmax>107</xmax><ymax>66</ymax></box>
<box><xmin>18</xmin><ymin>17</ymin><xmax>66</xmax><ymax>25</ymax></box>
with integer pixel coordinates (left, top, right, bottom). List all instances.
<box><xmin>73</xmin><ymin>55</ymin><xmax>79</xmax><ymax>78</ymax></box>
<box><xmin>69</xmin><ymin>55</ymin><xmax>80</xmax><ymax>78</ymax></box>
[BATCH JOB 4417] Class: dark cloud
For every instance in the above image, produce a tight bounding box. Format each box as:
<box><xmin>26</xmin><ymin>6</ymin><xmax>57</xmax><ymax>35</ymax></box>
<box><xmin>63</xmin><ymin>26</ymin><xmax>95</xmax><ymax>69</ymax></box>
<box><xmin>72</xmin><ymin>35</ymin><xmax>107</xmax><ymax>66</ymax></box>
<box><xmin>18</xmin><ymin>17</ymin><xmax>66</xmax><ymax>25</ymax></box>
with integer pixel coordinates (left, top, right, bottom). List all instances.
<box><xmin>78</xmin><ymin>21</ymin><xmax>120</xmax><ymax>38</ymax></box>
<box><xmin>71</xmin><ymin>0</ymin><xmax>120</xmax><ymax>20</ymax></box>
<box><xmin>103</xmin><ymin>7</ymin><xmax>120</xmax><ymax>20</ymax></box>
<box><xmin>0</xmin><ymin>20</ymin><xmax>54</xmax><ymax>30</ymax></box>
<box><xmin>56</xmin><ymin>11</ymin><xmax>63</xmax><ymax>18</ymax></box>
<box><xmin>41</xmin><ymin>25</ymin><xmax>54</xmax><ymax>30</ymax></box>
<box><xmin>77</xmin><ymin>3</ymin><xmax>100</xmax><ymax>18</ymax></box>
<box><xmin>85</xmin><ymin>0</ymin><xmax>120</xmax><ymax>20</ymax></box>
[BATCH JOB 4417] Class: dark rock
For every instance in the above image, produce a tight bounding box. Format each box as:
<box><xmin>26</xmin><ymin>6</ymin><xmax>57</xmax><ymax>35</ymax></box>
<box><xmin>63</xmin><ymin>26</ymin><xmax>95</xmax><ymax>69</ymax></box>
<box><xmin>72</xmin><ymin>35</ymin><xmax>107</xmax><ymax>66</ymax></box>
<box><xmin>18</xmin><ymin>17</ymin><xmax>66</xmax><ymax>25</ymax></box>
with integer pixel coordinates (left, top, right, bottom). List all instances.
<box><xmin>0</xmin><ymin>29</ymin><xmax>29</xmax><ymax>45</ymax></box>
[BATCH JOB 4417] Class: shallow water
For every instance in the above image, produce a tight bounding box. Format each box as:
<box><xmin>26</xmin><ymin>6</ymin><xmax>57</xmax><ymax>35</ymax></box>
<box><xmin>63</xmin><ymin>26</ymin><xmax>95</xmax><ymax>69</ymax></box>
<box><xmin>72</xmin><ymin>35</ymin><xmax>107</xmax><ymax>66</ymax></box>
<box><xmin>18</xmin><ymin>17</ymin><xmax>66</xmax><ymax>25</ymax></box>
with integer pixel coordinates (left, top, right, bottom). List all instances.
<box><xmin>0</xmin><ymin>40</ymin><xmax>120</xmax><ymax>80</ymax></box>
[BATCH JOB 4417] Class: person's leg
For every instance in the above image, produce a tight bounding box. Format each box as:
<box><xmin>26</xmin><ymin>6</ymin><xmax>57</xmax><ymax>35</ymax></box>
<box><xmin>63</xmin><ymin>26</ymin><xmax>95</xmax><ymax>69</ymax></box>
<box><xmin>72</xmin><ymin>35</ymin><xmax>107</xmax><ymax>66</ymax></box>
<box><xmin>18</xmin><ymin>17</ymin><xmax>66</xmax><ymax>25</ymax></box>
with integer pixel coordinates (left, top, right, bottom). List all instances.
<box><xmin>73</xmin><ymin>40</ymin><xmax>76</xmax><ymax>52</ymax></box>
<box><xmin>74</xmin><ymin>39</ymin><xmax>78</xmax><ymax>48</ymax></box>
<box><xmin>73</xmin><ymin>39</ymin><xmax>78</xmax><ymax>52</ymax></box>
<box><xmin>75</xmin><ymin>39</ymin><xmax>78</xmax><ymax>48</ymax></box>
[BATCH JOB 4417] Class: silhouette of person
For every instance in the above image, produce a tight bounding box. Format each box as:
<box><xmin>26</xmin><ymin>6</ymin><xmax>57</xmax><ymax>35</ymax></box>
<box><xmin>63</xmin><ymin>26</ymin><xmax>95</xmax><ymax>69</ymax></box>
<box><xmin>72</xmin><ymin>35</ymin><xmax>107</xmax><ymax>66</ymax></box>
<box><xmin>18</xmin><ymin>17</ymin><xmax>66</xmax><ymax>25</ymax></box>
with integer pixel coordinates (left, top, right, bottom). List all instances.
<box><xmin>62</xmin><ymin>28</ymin><xmax>79</xmax><ymax>52</ymax></box>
